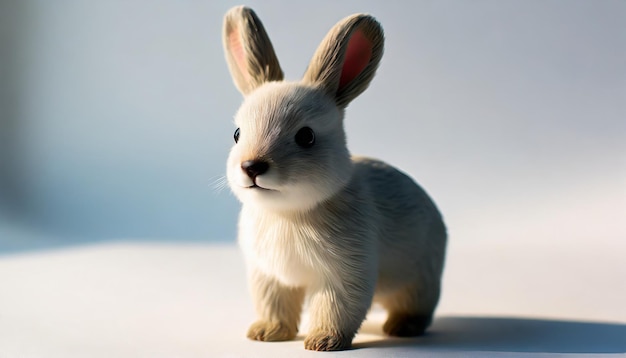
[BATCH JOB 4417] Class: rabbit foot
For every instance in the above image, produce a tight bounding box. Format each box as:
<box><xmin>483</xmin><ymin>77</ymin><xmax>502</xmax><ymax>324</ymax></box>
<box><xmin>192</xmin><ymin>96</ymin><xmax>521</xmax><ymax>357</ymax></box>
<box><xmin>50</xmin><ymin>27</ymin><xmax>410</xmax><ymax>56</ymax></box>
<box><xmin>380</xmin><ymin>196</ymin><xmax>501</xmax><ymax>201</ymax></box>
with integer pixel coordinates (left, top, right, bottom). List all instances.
<box><xmin>383</xmin><ymin>313</ymin><xmax>432</xmax><ymax>337</ymax></box>
<box><xmin>247</xmin><ymin>320</ymin><xmax>297</xmax><ymax>342</ymax></box>
<box><xmin>304</xmin><ymin>329</ymin><xmax>351</xmax><ymax>351</ymax></box>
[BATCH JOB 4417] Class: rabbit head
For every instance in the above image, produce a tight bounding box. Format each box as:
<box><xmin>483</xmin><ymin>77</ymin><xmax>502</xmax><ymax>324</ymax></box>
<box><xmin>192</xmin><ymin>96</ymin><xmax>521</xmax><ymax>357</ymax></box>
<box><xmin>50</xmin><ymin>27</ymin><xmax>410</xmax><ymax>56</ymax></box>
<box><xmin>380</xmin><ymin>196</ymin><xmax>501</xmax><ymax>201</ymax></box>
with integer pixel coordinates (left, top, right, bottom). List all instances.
<box><xmin>223</xmin><ymin>6</ymin><xmax>384</xmax><ymax>212</ymax></box>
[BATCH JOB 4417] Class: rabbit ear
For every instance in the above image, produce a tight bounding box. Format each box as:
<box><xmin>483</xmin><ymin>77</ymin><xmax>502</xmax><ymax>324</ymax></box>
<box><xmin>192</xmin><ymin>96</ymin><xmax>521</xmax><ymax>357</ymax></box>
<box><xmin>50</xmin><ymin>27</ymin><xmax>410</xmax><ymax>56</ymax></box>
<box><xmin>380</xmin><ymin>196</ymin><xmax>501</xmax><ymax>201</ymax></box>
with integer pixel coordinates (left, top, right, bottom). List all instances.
<box><xmin>303</xmin><ymin>14</ymin><xmax>384</xmax><ymax>108</ymax></box>
<box><xmin>223</xmin><ymin>6</ymin><xmax>284</xmax><ymax>95</ymax></box>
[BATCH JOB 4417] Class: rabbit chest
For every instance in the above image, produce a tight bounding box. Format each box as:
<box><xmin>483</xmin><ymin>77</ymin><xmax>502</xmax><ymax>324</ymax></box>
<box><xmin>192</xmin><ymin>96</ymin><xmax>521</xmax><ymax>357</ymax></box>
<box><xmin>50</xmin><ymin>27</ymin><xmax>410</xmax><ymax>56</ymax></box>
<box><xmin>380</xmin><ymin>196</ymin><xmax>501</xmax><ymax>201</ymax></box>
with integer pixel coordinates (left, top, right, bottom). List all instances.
<box><xmin>239</xmin><ymin>206</ymin><xmax>364</xmax><ymax>286</ymax></box>
<box><xmin>238</xmin><ymin>206</ymin><xmax>331</xmax><ymax>287</ymax></box>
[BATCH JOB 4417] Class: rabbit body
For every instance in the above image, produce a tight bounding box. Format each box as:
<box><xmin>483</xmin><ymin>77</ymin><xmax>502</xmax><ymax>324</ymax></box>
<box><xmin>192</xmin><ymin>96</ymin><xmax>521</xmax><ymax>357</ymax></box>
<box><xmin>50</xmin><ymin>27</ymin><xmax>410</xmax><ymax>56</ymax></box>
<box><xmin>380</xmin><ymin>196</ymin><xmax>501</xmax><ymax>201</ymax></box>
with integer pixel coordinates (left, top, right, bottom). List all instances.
<box><xmin>238</xmin><ymin>155</ymin><xmax>446</xmax><ymax>350</ymax></box>
<box><xmin>222</xmin><ymin>6</ymin><xmax>447</xmax><ymax>351</ymax></box>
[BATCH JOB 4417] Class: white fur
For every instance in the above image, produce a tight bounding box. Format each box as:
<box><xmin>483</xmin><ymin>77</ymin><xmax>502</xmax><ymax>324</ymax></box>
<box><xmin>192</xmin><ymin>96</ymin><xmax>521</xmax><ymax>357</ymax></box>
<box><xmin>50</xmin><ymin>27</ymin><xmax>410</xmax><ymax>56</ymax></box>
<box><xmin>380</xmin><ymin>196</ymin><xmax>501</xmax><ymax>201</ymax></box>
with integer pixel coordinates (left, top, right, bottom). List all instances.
<box><xmin>227</xmin><ymin>83</ymin><xmax>352</xmax><ymax>212</ymax></box>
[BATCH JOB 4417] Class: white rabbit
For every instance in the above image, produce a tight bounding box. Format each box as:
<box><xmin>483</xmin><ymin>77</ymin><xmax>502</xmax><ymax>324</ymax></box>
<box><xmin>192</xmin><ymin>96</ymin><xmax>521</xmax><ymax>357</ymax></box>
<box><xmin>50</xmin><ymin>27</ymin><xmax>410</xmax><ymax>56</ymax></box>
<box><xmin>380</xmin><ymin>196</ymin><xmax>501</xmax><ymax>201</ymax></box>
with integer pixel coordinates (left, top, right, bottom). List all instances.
<box><xmin>222</xmin><ymin>6</ymin><xmax>447</xmax><ymax>351</ymax></box>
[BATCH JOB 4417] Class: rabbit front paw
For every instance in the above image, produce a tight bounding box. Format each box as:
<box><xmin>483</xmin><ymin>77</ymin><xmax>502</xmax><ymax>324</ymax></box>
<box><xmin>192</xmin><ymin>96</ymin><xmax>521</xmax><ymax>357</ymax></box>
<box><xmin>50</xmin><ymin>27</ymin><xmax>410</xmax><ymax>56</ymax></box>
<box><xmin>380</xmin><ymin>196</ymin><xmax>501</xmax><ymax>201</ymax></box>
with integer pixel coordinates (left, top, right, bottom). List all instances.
<box><xmin>247</xmin><ymin>320</ymin><xmax>297</xmax><ymax>342</ymax></box>
<box><xmin>304</xmin><ymin>329</ymin><xmax>351</xmax><ymax>351</ymax></box>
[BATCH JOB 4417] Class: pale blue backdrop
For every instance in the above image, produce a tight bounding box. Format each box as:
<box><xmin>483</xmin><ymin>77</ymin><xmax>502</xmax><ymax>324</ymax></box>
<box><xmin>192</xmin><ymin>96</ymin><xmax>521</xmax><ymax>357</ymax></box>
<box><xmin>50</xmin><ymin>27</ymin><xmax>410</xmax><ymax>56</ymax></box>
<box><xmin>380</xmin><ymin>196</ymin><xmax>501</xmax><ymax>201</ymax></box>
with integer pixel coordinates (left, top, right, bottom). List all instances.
<box><xmin>0</xmin><ymin>0</ymin><xmax>624</xmax><ymax>252</ymax></box>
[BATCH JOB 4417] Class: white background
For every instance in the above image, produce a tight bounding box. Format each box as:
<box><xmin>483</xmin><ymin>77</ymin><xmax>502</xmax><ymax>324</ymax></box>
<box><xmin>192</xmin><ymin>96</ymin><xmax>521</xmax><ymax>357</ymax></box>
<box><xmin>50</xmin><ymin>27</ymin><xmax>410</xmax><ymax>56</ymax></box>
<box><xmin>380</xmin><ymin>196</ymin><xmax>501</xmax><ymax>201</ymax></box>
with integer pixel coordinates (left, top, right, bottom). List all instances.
<box><xmin>1</xmin><ymin>0</ymin><xmax>624</xmax><ymax>249</ymax></box>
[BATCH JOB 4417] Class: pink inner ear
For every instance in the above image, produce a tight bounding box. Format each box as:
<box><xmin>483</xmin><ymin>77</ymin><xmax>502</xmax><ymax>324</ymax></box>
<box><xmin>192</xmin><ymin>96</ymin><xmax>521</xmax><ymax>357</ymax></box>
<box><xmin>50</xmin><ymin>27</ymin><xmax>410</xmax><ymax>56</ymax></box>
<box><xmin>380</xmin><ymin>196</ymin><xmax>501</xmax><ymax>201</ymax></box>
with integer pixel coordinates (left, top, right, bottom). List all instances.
<box><xmin>228</xmin><ymin>28</ymin><xmax>248</xmax><ymax>78</ymax></box>
<box><xmin>338</xmin><ymin>30</ymin><xmax>372</xmax><ymax>89</ymax></box>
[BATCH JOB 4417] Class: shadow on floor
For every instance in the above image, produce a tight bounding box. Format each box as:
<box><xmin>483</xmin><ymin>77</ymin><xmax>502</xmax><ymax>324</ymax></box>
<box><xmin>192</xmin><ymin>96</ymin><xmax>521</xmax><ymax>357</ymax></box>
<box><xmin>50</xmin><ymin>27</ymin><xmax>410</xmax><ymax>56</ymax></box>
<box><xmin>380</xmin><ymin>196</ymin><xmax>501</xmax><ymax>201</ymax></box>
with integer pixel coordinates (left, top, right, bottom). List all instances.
<box><xmin>355</xmin><ymin>316</ymin><xmax>626</xmax><ymax>354</ymax></box>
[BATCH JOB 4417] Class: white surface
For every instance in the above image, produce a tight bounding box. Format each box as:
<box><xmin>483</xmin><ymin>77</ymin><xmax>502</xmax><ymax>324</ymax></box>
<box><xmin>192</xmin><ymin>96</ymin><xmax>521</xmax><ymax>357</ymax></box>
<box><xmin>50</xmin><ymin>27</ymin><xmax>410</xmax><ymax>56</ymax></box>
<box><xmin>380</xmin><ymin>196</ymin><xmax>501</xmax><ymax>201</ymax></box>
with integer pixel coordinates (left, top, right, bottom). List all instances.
<box><xmin>1</xmin><ymin>238</ymin><xmax>624</xmax><ymax>357</ymax></box>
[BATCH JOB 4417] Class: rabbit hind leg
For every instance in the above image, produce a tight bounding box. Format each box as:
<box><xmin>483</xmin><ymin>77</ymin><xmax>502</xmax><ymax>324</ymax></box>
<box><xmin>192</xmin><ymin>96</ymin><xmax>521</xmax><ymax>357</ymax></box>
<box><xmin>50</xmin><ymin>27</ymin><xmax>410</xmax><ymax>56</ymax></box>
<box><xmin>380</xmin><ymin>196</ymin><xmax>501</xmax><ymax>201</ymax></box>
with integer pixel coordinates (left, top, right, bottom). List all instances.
<box><xmin>375</xmin><ymin>281</ymin><xmax>439</xmax><ymax>337</ymax></box>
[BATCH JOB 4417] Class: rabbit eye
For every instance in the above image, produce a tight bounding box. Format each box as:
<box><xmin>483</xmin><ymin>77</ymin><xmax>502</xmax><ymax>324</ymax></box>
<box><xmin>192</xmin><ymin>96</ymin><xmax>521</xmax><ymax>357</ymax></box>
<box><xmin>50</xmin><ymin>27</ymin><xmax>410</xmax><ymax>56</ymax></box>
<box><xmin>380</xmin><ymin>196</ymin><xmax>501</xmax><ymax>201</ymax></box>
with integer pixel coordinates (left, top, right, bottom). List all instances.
<box><xmin>234</xmin><ymin>128</ymin><xmax>240</xmax><ymax>143</ymax></box>
<box><xmin>295</xmin><ymin>127</ymin><xmax>315</xmax><ymax>148</ymax></box>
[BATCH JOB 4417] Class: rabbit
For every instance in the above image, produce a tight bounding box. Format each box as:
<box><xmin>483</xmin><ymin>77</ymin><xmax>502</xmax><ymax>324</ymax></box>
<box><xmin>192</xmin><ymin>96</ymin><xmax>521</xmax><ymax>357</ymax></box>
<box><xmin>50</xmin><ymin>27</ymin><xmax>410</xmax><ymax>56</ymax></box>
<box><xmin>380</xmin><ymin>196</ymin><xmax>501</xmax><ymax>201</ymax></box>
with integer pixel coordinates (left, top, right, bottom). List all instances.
<box><xmin>222</xmin><ymin>6</ymin><xmax>447</xmax><ymax>351</ymax></box>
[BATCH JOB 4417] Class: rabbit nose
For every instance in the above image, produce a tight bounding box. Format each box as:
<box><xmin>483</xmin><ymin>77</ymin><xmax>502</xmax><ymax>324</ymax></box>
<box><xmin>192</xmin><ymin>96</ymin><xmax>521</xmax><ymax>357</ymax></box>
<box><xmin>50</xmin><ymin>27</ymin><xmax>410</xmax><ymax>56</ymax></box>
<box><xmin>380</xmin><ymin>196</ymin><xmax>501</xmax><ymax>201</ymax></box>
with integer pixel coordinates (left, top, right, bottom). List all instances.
<box><xmin>241</xmin><ymin>160</ymin><xmax>269</xmax><ymax>179</ymax></box>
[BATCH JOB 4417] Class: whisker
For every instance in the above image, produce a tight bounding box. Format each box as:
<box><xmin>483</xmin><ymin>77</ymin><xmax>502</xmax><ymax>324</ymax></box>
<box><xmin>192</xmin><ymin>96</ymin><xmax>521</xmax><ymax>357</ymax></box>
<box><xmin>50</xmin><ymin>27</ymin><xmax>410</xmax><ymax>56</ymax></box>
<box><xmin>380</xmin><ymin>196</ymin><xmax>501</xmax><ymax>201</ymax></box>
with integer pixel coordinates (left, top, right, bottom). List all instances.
<box><xmin>208</xmin><ymin>175</ymin><xmax>229</xmax><ymax>194</ymax></box>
